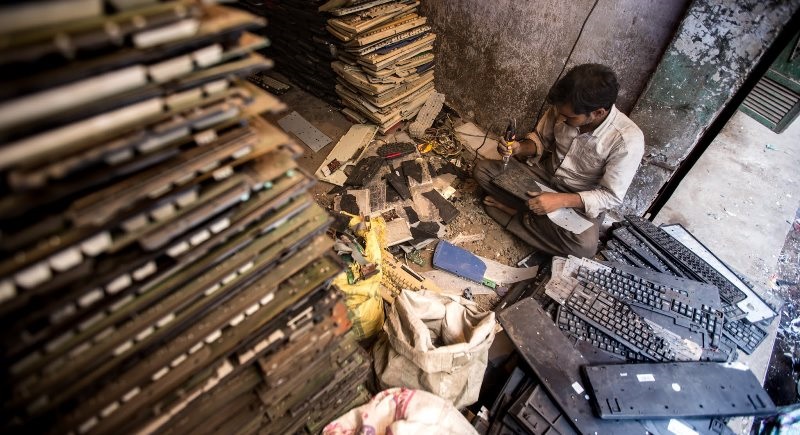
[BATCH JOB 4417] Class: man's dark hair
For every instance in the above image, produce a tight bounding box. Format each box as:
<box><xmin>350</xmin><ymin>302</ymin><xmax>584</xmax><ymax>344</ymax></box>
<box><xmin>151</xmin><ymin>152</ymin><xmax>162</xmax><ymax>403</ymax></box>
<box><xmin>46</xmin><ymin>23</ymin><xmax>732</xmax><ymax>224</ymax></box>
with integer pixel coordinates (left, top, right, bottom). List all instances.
<box><xmin>547</xmin><ymin>64</ymin><xmax>619</xmax><ymax>114</ymax></box>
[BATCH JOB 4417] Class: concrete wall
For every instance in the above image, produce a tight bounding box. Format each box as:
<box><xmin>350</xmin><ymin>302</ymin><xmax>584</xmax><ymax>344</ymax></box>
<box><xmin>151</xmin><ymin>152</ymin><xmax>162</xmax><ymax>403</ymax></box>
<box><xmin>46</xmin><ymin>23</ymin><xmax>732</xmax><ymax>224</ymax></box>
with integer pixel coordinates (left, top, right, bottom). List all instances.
<box><xmin>421</xmin><ymin>0</ymin><xmax>689</xmax><ymax>131</ymax></box>
<box><xmin>623</xmin><ymin>0</ymin><xmax>800</xmax><ymax>216</ymax></box>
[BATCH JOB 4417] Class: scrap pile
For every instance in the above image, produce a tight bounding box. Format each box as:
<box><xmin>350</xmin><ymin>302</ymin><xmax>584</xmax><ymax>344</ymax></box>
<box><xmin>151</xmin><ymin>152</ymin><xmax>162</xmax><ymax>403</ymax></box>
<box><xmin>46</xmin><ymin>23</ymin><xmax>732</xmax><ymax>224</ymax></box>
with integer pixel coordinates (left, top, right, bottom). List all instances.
<box><xmin>0</xmin><ymin>1</ymin><xmax>368</xmax><ymax>433</ymax></box>
<box><xmin>475</xmin><ymin>217</ymin><xmax>779</xmax><ymax>434</ymax></box>
<box><xmin>327</xmin><ymin>0</ymin><xmax>437</xmax><ymax>132</ymax></box>
<box><xmin>313</xmin><ymin>117</ymin><xmax>474</xmax><ymax>300</ymax></box>
<box><xmin>240</xmin><ymin>0</ymin><xmax>340</xmax><ymax>103</ymax></box>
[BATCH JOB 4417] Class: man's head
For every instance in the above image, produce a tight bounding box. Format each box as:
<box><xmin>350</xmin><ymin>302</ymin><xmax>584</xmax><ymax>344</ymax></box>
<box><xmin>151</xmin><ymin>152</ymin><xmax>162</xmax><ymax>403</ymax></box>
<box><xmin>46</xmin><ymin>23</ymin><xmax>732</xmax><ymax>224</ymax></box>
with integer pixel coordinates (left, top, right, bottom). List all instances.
<box><xmin>547</xmin><ymin>63</ymin><xmax>619</xmax><ymax>129</ymax></box>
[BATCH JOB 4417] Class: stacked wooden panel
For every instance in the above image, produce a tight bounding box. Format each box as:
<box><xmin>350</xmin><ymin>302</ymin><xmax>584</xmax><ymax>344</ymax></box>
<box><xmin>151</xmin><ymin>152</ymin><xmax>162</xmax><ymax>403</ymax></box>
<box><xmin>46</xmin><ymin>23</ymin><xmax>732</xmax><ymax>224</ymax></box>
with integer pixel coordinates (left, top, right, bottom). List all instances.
<box><xmin>0</xmin><ymin>1</ymin><xmax>368</xmax><ymax>433</ymax></box>
<box><xmin>327</xmin><ymin>0</ymin><xmax>436</xmax><ymax>132</ymax></box>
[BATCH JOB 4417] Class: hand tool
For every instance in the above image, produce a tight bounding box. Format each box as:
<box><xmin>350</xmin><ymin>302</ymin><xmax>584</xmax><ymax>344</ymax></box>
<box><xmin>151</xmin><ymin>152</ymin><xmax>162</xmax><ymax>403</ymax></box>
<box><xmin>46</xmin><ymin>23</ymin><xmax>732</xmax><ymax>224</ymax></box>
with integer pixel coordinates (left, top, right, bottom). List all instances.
<box><xmin>501</xmin><ymin>118</ymin><xmax>516</xmax><ymax>171</ymax></box>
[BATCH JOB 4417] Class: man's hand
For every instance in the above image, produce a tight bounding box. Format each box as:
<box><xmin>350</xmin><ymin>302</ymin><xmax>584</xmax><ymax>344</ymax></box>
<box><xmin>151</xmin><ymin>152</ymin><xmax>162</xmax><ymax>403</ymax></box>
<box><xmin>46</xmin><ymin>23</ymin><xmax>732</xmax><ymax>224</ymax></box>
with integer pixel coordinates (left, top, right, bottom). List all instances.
<box><xmin>526</xmin><ymin>191</ymin><xmax>584</xmax><ymax>215</ymax></box>
<box><xmin>496</xmin><ymin>140</ymin><xmax>519</xmax><ymax>158</ymax></box>
<box><xmin>498</xmin><ymin>134</ymin><xmax>543</xmax><ymax>160</ymax></box>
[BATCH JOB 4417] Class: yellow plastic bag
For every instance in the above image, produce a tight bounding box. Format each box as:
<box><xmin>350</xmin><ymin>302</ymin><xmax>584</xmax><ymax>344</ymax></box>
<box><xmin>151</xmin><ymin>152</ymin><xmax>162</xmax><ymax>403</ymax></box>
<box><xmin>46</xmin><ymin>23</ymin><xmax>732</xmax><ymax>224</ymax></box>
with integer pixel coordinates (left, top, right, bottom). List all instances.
<box><xmin>332</xmin><ymin>216</ymin><xmax>386</xmax><ymax>339</ymax></box>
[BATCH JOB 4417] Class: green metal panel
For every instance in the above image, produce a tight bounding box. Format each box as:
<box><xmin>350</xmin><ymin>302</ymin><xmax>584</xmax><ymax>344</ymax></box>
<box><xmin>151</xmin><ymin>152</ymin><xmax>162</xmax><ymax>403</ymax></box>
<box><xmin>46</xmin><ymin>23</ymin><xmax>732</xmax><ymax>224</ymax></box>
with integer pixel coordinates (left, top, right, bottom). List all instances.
<box><xmin>740</xmin><ymin>31</ymin><xmax>800</xmax><ymax>133</ymax></box>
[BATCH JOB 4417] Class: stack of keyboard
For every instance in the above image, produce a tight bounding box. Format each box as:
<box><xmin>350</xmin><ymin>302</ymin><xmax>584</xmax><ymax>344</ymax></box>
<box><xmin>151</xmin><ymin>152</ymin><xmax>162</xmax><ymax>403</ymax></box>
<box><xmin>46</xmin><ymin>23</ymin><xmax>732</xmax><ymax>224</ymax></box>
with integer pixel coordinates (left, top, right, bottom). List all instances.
<box><xmin>601</xmin><ymin>216</ymin><xmax>775</xmax><ymax>355</ymax></box>
<box><xmin>0</xmin><ymin>1</ymin><xmax>369</xmax><ymax>433</ymax></box>
<box><xmin>239</xmin><ymin>0</ymin><xmax>340</xmax><ymax>103</ymax></box>
<box><xmin>547</xmin><ymin>254</ymin><xmax>746</xmax><ymax>363</ymax></box>
<box><xmin>326</xmin><ymin>0</ymin><xmax>437</xmax><ymax>132</ymax></box>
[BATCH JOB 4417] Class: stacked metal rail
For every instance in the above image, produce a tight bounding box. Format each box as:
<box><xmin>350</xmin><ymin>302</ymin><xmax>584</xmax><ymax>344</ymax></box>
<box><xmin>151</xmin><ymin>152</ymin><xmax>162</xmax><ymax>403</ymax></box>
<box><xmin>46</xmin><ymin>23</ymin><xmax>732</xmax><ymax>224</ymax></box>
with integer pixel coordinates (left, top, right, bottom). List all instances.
<box><xmin>0</xmin><ymin>1</ymin><xmax>368</xmax><ymax>433</ymax></box>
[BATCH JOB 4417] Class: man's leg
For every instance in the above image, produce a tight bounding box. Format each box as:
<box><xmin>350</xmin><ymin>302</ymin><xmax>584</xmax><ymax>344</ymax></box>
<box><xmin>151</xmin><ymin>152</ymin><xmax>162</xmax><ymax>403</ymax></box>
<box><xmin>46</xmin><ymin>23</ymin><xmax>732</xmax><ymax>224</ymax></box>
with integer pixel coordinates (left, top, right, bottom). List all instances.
<box><xmin>512</xmin><ymin>213</ymin><xmax>600</xmax><ymax>258</ymax></box>
<box><xmin>472</xmin><ymin>159</ymin><xmax>526</xmax><ymax>211</ymax></box>
<box><xmin>473</xmin><ymin>159</ymin><xmax>600</xmax><ymax>258</ymax></box>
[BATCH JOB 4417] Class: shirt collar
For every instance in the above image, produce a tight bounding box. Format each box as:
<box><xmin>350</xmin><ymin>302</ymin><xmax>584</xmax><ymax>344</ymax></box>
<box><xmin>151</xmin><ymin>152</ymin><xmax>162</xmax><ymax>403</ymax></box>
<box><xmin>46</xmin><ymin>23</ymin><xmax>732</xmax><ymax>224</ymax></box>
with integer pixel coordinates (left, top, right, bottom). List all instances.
<box><xmin>590</xmin><ymin>104</ymin><xmax>618</xmax><ymax>138</ymax></box>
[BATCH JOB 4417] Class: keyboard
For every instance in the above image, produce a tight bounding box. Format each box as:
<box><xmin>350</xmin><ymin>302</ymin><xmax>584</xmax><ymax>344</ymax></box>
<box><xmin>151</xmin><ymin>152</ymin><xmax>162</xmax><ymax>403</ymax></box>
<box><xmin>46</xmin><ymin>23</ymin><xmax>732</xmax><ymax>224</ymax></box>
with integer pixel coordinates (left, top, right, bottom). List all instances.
<box><xmin>611</xmin><ymin>227</ymin><xmax>679</xmax><ymax>275</ymax></box>
<box><xmin>624</xmin><ymin>216</ymin><xmax>747</xmax><ymax>304</ymax></box>
<box><xmin>556</xmin><ymin>307</ymin><xmax>645</xmax><ymax>362</ymax></box>
<box><xmin>599</xmin><ymin>248</ymin><xmax>637</xmax><ymax>268</ymax></box>
<box><xmin>722</xmin><ymin>317</ymin><xmax>768</xmax><ymax>355</ymax></box>
<box><xmin>563</xmin><ymin>282</ymin><xmax>675</xmax><ymax>361</ymax></box>
<box><xmin>577</xmin><ymin>267</ymin><xmax>723</xmax><ymax>348</ymax></box>
<box><xmin>721</xmin><ymin>301</ymin><xmax>747</xmax><ymax>322</ymax></box>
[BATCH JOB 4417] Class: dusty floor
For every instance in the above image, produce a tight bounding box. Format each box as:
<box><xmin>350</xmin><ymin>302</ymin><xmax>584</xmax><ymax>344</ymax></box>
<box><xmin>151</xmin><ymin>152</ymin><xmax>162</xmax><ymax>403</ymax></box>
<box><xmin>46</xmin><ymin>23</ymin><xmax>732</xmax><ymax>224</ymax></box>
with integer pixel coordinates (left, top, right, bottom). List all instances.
<box><xmin>277</xmin><ymin>86</ymin><xmax>526</xmax><ymax>249</ymax></box>
<box><xmin>656</xmin><ymin>111</ymin><xmax>800</xmax><ymax>292</ymax></box>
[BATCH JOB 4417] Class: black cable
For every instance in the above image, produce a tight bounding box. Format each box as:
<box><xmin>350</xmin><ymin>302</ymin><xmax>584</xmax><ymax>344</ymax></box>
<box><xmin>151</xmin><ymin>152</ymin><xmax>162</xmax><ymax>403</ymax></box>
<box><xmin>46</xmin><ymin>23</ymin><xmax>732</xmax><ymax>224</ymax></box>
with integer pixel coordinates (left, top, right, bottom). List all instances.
<box><xmin>471</xmin><ymin>121</ymin><xmax>498</xmax><ymax>166</ymax></box>
<box><xmin>532</xmin><ymin>0</ymin><xmax>600</xmax><ymax>126</ymax></box>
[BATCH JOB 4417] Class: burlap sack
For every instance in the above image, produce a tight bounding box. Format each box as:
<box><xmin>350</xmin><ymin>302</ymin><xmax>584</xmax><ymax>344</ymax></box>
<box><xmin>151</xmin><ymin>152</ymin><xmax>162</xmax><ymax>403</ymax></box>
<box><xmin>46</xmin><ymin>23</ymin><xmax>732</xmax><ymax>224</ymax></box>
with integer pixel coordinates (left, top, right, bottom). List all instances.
<box><xmin>373</xmin><ymin>290</ymin><xmax>496</xmax><ymax>408</ymax></box>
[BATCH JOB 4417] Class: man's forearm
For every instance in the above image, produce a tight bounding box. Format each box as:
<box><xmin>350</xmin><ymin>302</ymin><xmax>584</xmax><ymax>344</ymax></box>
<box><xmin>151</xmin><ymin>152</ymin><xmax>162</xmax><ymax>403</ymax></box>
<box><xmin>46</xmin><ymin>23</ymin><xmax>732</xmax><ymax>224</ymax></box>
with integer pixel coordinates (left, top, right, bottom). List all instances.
<box><xmin>515</xmin><ymin>139</ymin><xmax>539</xmax><ymax>158</ymax></box>
<box><xmin>558</xmin><ymin>192</ymin><xmax>584</xmax><ymax>209</ymax></box>
<box><xmin>527</xmin><ymin>192</ymin><xmax>585</xmax><ymax>215</ymax></box>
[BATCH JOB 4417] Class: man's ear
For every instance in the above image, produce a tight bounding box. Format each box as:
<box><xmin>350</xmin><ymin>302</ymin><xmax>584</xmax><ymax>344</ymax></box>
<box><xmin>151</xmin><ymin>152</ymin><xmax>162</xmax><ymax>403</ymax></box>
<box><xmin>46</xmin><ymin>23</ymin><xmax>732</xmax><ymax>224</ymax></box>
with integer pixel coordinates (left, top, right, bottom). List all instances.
<box><xmin>591</xmin><ymin>107</ymin><xmax>607</xmax><ymax>119</ymax></box>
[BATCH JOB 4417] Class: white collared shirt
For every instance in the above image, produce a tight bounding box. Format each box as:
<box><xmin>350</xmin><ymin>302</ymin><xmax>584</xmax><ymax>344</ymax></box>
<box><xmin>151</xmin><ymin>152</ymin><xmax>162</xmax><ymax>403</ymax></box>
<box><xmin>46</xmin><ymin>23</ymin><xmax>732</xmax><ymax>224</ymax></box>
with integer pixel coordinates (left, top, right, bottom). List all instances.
<box><xmin>530</xmin><ymin>105</ymin><xmax>644</xmax><ymax>218</ymax></box>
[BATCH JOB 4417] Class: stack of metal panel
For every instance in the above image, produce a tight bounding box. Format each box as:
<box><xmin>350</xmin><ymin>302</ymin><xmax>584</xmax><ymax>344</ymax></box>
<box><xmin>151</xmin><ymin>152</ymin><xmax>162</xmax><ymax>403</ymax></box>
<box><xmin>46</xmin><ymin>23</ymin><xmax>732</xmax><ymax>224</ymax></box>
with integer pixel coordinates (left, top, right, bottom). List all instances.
<box><xmin>327</xmin><ymin>0</ymin><xmax>436</xmax><ymax>132</ymax></box>
<box><xmin>0</xmin><ymin>1</ymin><xmax>368</xmax><ymax>433</ymax></box>
<box><xmin>240</xmin><ymin>0</ymin><xmax>340</xmax><ymax>103</ymax></box>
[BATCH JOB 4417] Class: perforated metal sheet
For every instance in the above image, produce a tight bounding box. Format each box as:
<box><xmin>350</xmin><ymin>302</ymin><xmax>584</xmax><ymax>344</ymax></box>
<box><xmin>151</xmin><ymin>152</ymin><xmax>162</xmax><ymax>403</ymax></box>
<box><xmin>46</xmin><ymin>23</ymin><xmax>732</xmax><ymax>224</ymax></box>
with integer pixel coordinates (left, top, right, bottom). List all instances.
<box><xmin>277</xmin><ymin>111</ymin><xmax>331</xmax><ymax>152</ymax></box>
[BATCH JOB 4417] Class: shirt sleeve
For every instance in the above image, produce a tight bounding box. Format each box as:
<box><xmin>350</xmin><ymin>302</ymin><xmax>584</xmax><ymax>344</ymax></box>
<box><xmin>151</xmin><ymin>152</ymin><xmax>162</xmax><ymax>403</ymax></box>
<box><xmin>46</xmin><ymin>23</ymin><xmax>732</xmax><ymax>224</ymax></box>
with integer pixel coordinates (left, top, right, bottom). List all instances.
<box><xmin>577</xmin><ymin>130</ymin><xmax>645</xmax><ymax>218</ymax></box>
<box><xmin>524</xmin><ymin>106</ymin><xmax>555</xmax><ymax>165</ymax></box>
<box><xmin>533</xmin><ymin>106</ymin><xmax>556</xmax><ymax>153</ymax></box>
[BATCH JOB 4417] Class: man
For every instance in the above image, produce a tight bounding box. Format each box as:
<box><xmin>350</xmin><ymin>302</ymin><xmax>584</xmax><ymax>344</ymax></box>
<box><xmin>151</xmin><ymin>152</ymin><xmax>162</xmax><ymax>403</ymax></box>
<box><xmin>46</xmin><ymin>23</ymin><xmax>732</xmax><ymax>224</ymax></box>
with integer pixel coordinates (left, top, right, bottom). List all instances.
<box><xmin>473</xmin><ymin>63</ymin><xmax>644</xmax><ymax>258</ymax></box>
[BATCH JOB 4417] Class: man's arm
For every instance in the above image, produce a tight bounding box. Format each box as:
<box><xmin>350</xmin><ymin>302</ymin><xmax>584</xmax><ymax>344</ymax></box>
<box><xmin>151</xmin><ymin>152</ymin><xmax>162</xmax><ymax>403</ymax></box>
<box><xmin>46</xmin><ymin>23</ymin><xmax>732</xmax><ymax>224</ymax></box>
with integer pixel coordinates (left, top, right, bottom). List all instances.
<box><xmin>526</xmin><ymin>191</ymin><xmax>583</xmax><ymax>215</ymax></box>
<box><xmin>497</xmin><ymin>107</ymin><xmax>556</xmax><ymax>159</ymax></box>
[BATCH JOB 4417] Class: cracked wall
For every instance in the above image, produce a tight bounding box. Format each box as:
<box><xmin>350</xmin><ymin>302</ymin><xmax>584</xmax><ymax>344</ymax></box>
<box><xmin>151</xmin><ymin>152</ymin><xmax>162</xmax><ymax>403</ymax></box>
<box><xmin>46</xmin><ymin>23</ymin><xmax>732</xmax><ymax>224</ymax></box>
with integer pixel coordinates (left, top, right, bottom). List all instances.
<box><xmin>421</xmin><ymin>0</ymin><xmax>689</xmax><ymax>131</ymax></box>
<box><xmin>624</xmin><ymin>0</ymin><xmax>800</xmax><ymax>216</ymax></box>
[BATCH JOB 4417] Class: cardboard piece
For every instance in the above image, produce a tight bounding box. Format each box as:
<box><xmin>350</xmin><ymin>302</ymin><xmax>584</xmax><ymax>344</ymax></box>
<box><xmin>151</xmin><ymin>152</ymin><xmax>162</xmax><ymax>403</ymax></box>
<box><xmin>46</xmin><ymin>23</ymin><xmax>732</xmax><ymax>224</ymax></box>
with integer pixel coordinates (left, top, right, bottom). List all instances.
<box><xmin>315</xmin><ymin>124</ymin><xmax>378</xmax><ymax>186</ymax></box>
<box><xmin>455</xmin><ymin>122</ymin><xmax>503</xmax><ymax>161</ymax></box>
<box><xmin>277</xmin><ymin>111</ymin><xmax>331</xmax><ymax>152</ymax></box>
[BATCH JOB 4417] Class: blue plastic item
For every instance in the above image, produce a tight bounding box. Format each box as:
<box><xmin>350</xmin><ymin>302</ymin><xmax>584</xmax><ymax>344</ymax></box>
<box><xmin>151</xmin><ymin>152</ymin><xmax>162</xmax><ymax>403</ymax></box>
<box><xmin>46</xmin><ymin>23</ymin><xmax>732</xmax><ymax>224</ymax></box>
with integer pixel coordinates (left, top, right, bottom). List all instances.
<box><xmin>433</xmin><ymin>241</ymin><xmax>490</xmax><ymax>285</ymax></box>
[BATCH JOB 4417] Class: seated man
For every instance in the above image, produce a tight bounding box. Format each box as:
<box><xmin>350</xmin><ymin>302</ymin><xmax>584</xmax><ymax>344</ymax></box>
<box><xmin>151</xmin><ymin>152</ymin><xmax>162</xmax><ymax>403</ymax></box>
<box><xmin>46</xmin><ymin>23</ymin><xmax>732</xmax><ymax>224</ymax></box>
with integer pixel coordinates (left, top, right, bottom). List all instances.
<box><xmin>473</xmin><ymin>63</ymin><xmax>644</xmax><ymax>258</ymax></box>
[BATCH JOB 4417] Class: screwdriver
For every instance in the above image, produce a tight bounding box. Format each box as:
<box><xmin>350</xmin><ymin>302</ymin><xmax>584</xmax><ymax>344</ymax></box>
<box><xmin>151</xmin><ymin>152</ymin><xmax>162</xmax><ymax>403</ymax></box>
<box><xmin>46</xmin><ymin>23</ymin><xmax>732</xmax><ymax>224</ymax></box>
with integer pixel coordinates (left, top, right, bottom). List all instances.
<box><xmin>502</xmin><ymin>118</ymin><xmax>516</xmax><ymax>171</ymax></box>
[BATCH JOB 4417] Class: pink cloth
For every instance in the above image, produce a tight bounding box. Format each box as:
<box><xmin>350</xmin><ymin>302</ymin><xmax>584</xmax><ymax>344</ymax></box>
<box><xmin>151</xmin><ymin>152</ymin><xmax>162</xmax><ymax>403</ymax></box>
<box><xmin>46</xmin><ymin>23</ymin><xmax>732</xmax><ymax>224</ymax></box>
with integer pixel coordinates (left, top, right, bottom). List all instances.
<box><xmin>323</xmin><ymin>388</ymin><xmax>478</xmax><ymax>435</ymax></box>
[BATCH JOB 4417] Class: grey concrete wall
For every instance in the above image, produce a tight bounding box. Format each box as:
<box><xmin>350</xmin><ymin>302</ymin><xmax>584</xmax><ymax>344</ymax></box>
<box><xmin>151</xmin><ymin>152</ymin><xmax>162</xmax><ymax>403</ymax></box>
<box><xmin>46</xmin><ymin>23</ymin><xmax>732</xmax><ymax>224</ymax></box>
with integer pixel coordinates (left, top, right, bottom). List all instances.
<box><xmin>421</xmin><ymin>0</ymin><xmax>689</xmax><ymax>132</ymax></box>
<box><xmin>623</xmin><ymin>0</ymin><xmax>800</xmax><ymax>216</ymax></box>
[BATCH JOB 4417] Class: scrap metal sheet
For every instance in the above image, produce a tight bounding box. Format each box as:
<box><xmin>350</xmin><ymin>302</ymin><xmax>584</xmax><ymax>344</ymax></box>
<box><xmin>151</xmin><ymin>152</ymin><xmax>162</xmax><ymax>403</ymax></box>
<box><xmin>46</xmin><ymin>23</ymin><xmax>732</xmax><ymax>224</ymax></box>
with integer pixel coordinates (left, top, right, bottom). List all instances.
<box><xmin>277</xmin><ymin>111</ymin><xmax>331</xmax><ymax>152</ymax></box>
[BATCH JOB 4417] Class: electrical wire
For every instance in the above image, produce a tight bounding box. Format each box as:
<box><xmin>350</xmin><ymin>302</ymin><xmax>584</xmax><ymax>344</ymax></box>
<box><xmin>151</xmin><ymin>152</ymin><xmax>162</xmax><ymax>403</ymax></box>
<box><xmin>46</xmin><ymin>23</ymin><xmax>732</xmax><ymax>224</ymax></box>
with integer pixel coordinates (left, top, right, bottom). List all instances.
<box><xmin>532</xmin><ymin>0</ymin><xmax>600</xmax><ymax>126</ymax></box>
<box><xmin>470</xmin><ymin>121</ymin><xmax>498</xmax><ymax>167</ymax></box>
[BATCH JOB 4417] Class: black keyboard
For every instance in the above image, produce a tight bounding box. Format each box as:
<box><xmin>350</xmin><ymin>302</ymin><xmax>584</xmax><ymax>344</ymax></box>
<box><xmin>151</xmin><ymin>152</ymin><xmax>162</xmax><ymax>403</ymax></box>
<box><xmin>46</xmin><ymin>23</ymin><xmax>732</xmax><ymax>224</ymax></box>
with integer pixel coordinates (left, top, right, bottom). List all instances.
<box><xmin>564</xmin><ymin>282</ymin><xmax>674</xmax><ymax>361</ymax></box>
<box><xmin>605</xmin><ymin>239</ymin><xmax>654</xmax><ymax>270</ymax></box>
<box><xmin>556</xmin><ymin>307</ymin><xmax>645</xmax><ymax>362</ymax></box>
<box><xmin>577</xmin><ymin>267</ymin><xmax>723</xmax><ymax>347</ymax></box>
<box><xmin>722</xmin><ymin>317</ymin><xmax>768</xmax><ymax>355</ymax></box>
<box><xmin>600</xmin><ymin>248</ymin><xmax>636</xmax><ymax>267</ymax></box>
<box><xmin>612</xmin><ymin>227</ymin><xmax>679</xmax><ymax>275</ymax></box>
<box><xmin>721</xmin><ymin>302</ymin><xmax>747</xmax><ymax>322</ymax></box>
<box><xmin>624</xmin><ymin>216</ymin><xmax>747</xmax><ymax>304</ymax></box>
<box><xmin>375</xmin><ymin>142</ymin><xmax>416</xmax><ymax>159</ymax></box>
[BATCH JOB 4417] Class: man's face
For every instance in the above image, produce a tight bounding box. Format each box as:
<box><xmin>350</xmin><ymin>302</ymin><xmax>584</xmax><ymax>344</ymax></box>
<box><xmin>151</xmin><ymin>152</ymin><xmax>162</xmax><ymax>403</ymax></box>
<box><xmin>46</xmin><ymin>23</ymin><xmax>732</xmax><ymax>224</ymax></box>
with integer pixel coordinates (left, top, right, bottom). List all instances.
<box><xmin>555</xmin><ymin>103</ymin><xmax>595</xmax><ymax>128</ymax></box>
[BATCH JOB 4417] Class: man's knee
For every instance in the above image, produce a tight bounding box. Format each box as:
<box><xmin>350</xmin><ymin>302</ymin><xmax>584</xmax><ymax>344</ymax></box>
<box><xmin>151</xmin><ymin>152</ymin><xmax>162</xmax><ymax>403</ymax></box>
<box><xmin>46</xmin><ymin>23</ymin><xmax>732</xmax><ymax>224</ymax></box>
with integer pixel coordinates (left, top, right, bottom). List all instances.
<box><xmin>569</xmin><ymin>228</ymin><xmax>600</xmax><ymax>258</ymax></box>
<box><xmin>472</xmin><ymin>159</ymin><xmax>500</xmax><ymax>189</ymax></box>
<box><xmin>570</xmin><ymin>244</ymin><xmax>598</xmax><ymax>259</ymax></box>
